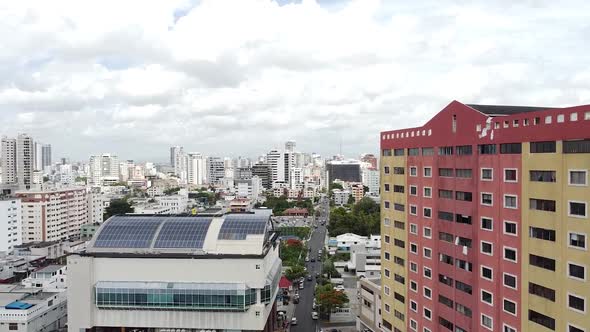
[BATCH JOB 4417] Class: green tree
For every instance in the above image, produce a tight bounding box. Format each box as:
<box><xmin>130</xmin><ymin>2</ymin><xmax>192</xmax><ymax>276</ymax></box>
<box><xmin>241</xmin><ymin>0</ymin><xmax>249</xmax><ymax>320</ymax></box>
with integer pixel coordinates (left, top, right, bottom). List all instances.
<box><xmin>285</xmin><ymin>265</ymin><xmax>306</xmax><ymax>281</ymax></box>
<box><xmin>315</xmin><ymin>283</ymin><xmax>349</xmax><ymax>318</ymax></box>
<box><xmin>347</xmin><ymin>195</ymin><xmax>355</xmax><ymax>205</ymax></box>
<box><xmin>164</xmin><ymin>187</ymin><xmax>180</xmax><ymax>195</ymax></box>
<box><xmin>104</xmin><ymin>199</ymin><xmax>133</xmax><ymax>220</ymax></box>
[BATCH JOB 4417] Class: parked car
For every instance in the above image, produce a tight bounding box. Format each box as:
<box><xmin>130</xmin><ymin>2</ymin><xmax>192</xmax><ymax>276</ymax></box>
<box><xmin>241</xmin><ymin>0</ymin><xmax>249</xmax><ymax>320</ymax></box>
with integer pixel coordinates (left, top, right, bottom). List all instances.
<box><xmin>312</xmin><ymin>311</ymin><xmax>319</xmax><ymax>320</ymax></box>
<box><xmin>299</xmin><ymin>283</ymin><xmax>304</xmax><ymax>290</ymax></box>
<box><xmin>305</xmin><ymin>257</ymin><xmax>309</xmax><ymax>262</ymax></box>
<box><xmin>333</xmin><ymin>285</ymin><xmax>345</xmax><ymax>292</ymax></box>
<box><xmin>291</xmin><ymin>317</ymin><xmax>297</xmax><ymax>325</ymax></box>
<box><xmin>310</xmin><ymin>257</ymin><xmax>315</xmax><ymax>262</ymax></box>
<box><xmin>307</xmin><ymin>275</ymin><xmax>312</xmax><ymax>281</ymax></box>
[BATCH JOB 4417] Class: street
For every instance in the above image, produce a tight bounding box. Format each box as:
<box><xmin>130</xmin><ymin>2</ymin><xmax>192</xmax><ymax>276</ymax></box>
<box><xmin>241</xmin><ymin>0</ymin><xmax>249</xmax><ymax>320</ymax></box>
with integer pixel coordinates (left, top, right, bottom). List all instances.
<box><xmin>290</xmin><ymin>197</ymin><xmax>330</xmax><ymax>332</ymax></box>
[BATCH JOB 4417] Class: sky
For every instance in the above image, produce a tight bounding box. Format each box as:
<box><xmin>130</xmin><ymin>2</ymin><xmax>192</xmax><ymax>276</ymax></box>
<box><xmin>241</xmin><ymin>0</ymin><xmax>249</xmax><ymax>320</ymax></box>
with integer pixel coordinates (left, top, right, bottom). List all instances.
<box><xmin>1</xmin><ymin>0</ymin><xmax>589</xmax><ymax>162</ymax></box>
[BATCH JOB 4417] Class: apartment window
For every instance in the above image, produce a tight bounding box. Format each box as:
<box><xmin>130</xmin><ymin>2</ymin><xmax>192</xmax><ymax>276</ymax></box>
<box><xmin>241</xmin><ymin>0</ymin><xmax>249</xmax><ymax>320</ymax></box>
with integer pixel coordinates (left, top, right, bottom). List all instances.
<box><xmin>384</xmin><ymin>217</ymin><xmax>391</xmax><ymax>227</ymax></box>
<box><xmin>423</xmin><ymin>307</ymin><xmax>432</xmax><ymax>320</ymax></box>
<box><xmin>439</xmin><ymin>274</ymin><xmax>453</xmax><ymax>287</ymax></box>
<box><xmin>456</xmin><ymin>214</ymin><xmax>472</xmax><ymax>224</ymax></box>
<box><xmin>410</xmin><ymin>319</ymin><xmax>417</xmax><ymax>331</ymax></box>
<box><xmin>423</xmin><ymin>187</ymin><xmax>432</xmax><ymax>198</ymax></box>
<box><xmin>568</xmin><ymin>262</ymin><xmax>586</xmax><ymax>280</ymax></box>
<box><xmin>383</xmin><ymin>149</ymin><xmax>392</xmax><ymax>156</ymax></box>
<box><xmin>530</xmin><ymin>170</ymin><xmax>556</xmax><ymax>182</ymax></box>
<box><xmin>423</xmin><ymin>286</ymin><xmax>432</xmax><ymax>299</ymax></box>
<box><xmin>481</xmin><ymin>168</ymin><xmax>493</xmax><ymax>180</ymax></box>
<box><xmin>423</xmin><ymin>247</ymin><xmax>432</xmax><ymax>259</ymax></box>
<box><xmin>586</xmin><ymin>111</ymin><xmax>590</xmax><ymax>120</ymax></box>
<box><xmin>481</xmin><ymin>193</ymin><xmax>493</xmax><ymax>206</ymax></box>
<box><xmin>394</xmin><ymin>274</ymin><xmax>405</xmax><ymax>284</ymax></box>
<box><xmin>500</xmin><ymin>143</ymin><xmax>522</xmax><ymax>154</ymax></box>
<box><xmin>410</xmin><ymin>280</ymin><xmax>418</xmax><ymax>291</ymax></box>
<box><xmin>394</xmin><ymin>292</ymin><xmax>405</xmax><ymax>304</ymax></box>
<box><xmin>569</xmin><ymin>170</ymin><xmax>587</xmax><ymax>185</ymax></box>
<box><xmin>568</xmin><ymin>293</ymin><xmax>586</xmax><ymax>313</ymax></box>
<box><xmin>384</xmin><ymin>184</ymin><xmax>391</xmax><ymax>192</ymax></box>
<box><xmin>423</xmin><ymin>227</ymin><xmax>431</xmax><ymax>238</ymax></box>
<box><xmin>384</xmin><ymin>286</ymin><xmax>390</xmax><ymax>295</ymax></box>
<box><xmin>528</xmin><ymin>310</ymin><xmax>555</xmax><ymax>330</ymax></box>
<box><xmin>456</xmin><ymin>303</ymin><xmax>472</xmax><ymax>317</ymax></box>
<box><xmin>504</xmin><ymin>221</ymin><xmax>517</xmax><ymax>235</ymax></box>
<box><xmin>439</xmin><ymin>146</ymin><xmax>453</xmax><ymax>155</ymax></box>
<box><xmin>8</xmin><ymin>324</ymin><xmax>17</xmax><ymax>331</ymax></box>
<box><xmin>568</xmin><ymin>324</ymin><xmax>585</xmax><ymax>332</ymax></box>
<box><xmin>410</xmin><ymin>205</ymin><xmax>417</xmax><ymax>215</ymax></box>
<box><xmin>394</xmin><ymin>238</ymin><xmax>405</xmax><ymax>248</ymax></box>
<box><xmin>530</xmin><ymin>198</ymin><xmax>556</xmax><ymax>212</ymax></box>
<box><xmin>481</xmin><ymin>241</ymin><xmax>493</xmax><ymax>255</ymax></box>
<box><xmin>439</xmin><ymin>317</ymin><xmax>454</xmax><ymax>331</ymax></box>
<box><xmin>439</xmin><ymin>168</ymin><xmax>454</xmax><ymax>177</ymax></box>
<box><xmin>423</xmin><ymin>267</ymin><xmax>432</xmax><ymax>279</ymax></box>
<box><xmin>410</xmin><ymin>223</ymin><xmax>418</xmax><ymax>234</ymax></box>
<box><xmin>455</xmin><ymin>191</ymin><xmax>472</xmax><ymax>202</ymax></box>
<box><xmin>439</xmin><ymin>295</ymin><xmax>453</xmax><ymax>308</ymax></box>
<box><xmin>455</xmin><ymin>168</ymin><xmax>472</xmax><ymax>178</ymax></box>
<box><xmin>409</xmin><ymin>261</ymin><xmax>417</xmax><ymax>272</ymax></box>
<box><xmin>479</xmin><ymin>144</ymin><xmax>497</xmax><ymax>154</ymax></box>
<box><xmin>422</xmin><ymin>147</ymin><xmax>434</xmax><ymax>156</ymax></box>
<box><xmin>394</xmin><ymin>167</ymin><xmax>405</xmax><ymax>174</ymax></box>
<box><xmin>481</xmin><ymin>217</ymin><xmax>493</xmax><ymax>230</ymax></box>
<box><xmin>440</xmin><ymin>253</ymin><xmax>454</xmax><ymax>265</ymax></box>
<box><xmin>383</xmin><ymin>319</ymin><xmax>393</xmax><ymax>331</ymax></box>
<box><xmin>423</xmin><ymin>167</ymin><xmax>432</xmax><ymax>177</ymax></box>
<box><xmin>394</xmin><ymin>220</ymin><xmax>405</xmax><ymax>230</ymax></box>
<box><xmin>531</xmin><ymin>141</ymin><xmax>556</xmax><ymax>153</ymax></box>
<box><xmin>564</xmin><ymin>139</ymin><xmax>590</xmax><ymax>153</ymax></box>
<box><xmin>504</xmin><ymin>169</ymin><xmax>517</xmax><ymax>183</ymax></box>
<box><xmin>384</xmin><ymin>252</ymin><xmax>390</xmax><ymax>260</ymax></box>
<box><xmin>439</xmin><ymin>189</ymin><xmax>453</xmax><ymax>199</ymax></box>
<box><xmin>410</xmin><ymin>185</ymin><xmax>417</xmax><ymax>196</ymax></box>
<box><xmin>423</xmin><ymin>207</ymin><xmax>432</xmax><ymax>218</ymax></box>
<box><xmin>456</xmin><ymin>145</ymin><xmax>472</xmax><ymax>155</ymax></box>
<box><xmin>455</xmin><ymin>280</ymin><xmax>472</xmax><ymax>294</ymax></box>
<box><xmin>410</xmin><ymin>166</ymin><xmax>417</xmax><ymax>176</ymax></box>
<box><xmin>457</xmin><ymin>237</ymin><xmax>472</xmax><ymax>248</ymax></box>
<box><xmin>438</xmin><ymin>211</ymin><xmax>453</xmax><ymax>221</ymax></box>
<box><xmin>408</xmin><ymin>148</ymin><xmax>420</xmax><ymax>156</ymax></box>
<box><xmin>384</xmin><ymin>269</ymin><xmax>391</xmax><ymax>278</ymax></box>
<box><xmin>503</xmin><ymin>299</ymin><xmax>517</xmax><ymax>315</ymax></box>
<box><xmin>569</xmin><ymin>201</ymin><xmax>587</xmax><ymax>217</ymax></box>
<box><xmin>384</xmin><ymin>303</ymin><xmax>391</xmax><ymax>313</ymax></box>
<box><xmin>439</xmin><ymin>232</ymin><xmax>454</xmax><ymax>243</ymax></box>
<box><xmin>384</xmin><ymin>166</ymin><xmax>390</xmax><ymax>174</ymax></box>
<box><xmin>393</xmin><ymin>184</ymin><xmax>404</xmax><ymax>193</ymax></box>
<box><xmin>394</xmin><ymin>203</ymin><xmax>405</xmax><ymax>212</ymax></box>
<box><xmin>530</xmin><ymin>254</ymin><xmax>556</xmax><ymax>271</ymax></box>
<box><xmin>384</xmin><ymin>201</ymin><xmax>390</xmax><ymax>209</ymax></box>
<box><xmin>568</xmin><ymin>232</ymin><xmax>587</xmax><ymax>250</ymax></box>
<box><xmin>504</xmin><ymin>195</ymin><xmax>518</xmax><ymax>209</ymax></box>
<box><xmin>504</xmin><ymin>247</ymin><xmax>517</xmax><ymax>262</ymax></box>
<box><xmin>481</xmin><ymin>290</ymin><xmax>493</xmax><ymax>305</ymax></box>
<box><xmin>456</xmin><ymin>259</ymin><xmax>472</xmax><ymax>272</ymax></box>
<box><xmin>394</xmin><ymin>256</ymin><xmax>405</xmax><ymax>266</ymax></box>
<box><xmin>410</xmin><ymin>300</ymin><xmax>418</xmax><ymax>312</ymax></box>
<box><xmin>384</xmin><ymin>235</ymin><xmax>391</xmax><ymax>243</ymax></box>
<box><xmin>481</xmin><ymin>266</ymin><xmax>493</xmax><ymax>280</ymax></box>
<box><xmin>503</xmin><ymin>273</ymin><xmax>517</xmax><ymax>289</ymax></box>
<box><xmin>393</xmin><ymin>148</ymin><xmax>404</xmax><ymax>156</ymax></box>
<box><xmin>481</xmin><ymin>314</ymin><xmax>493</xmax><ymax>330</ymax></box>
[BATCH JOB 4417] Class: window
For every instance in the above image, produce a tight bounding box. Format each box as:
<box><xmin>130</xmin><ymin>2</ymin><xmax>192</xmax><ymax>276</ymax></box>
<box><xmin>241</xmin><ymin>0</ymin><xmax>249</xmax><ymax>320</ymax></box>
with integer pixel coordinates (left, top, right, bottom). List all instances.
<box><xmin>530</xmin><ymin>170</ymin><xmax>556</xmax><ymax>182</ymax></box>
<box><xmin>481</xmin><ymin>290</ymin><xmax>493</xmax><ymax>305</ymax></box>
<box><xmin>384</xmin><ymin>166</ymin><xmax>390</xmax><ymax>174</ymax></box>
<box><xmin>439</xmin><ymin>317</ymin><xmax>454</xmax><ymax>331</ymax></box>
<box><xmin>410</xmin><ymin>319</ymin><xmax>417</xmax><ymax>331</ymax></box>
<box><xmin>569</xmin><ymin>170</ymin><xmax>587</xmax><ymax>185</ymax></box>
<box><xmin>481</xmin><ymin>241</ymin><xmax>493</xmax><ymax>255</ymax></box>
<box><xmin>423</xmin><ymin>267</ymin><xmax>432</xmax><ymax>279</ymax></box>
<box><xmin>393</xmin><ymin>185</ymin><xmax>405</xmax><ymax>193</ymax></box>
<box><xmin>481</xmin><ymin>193</ymin><xmax>493</xmax><ymax>206</ymax></box>
<box><xmin>394</xmin><ymin>292</ymin><xmax>405</xmax><ymax>304</ymax></box>
<box><xmin>439</xmin><ymin>146</ymin><xmax>453</xmax><ymax>155</ymax></box>
<box><xmin>564</xmin><ymin>139</ymin><xmax>590</xmax><ymax>153</ymax></box>
<box><xmin>8</xmin><ymin>323</ymin><xmax>17</xmax><ymax>331</ymax></box>
<box><xmin>410</xmin><ymin>223</ymin><xmax>418</xmax><ymax>234</ymax></box>
<box><xmin>384</xmin><ymin>252</ymin><xmax>390</xmax><ymax>260</ymax></box>
<box><xmin>455</xmin><ymin>280</ymin><xmax>472</xmax><ymax>294</ymax></box>
<box><xmin>410</xmin><ymin>261</ymin><xmax>417</xmax><ymax>272</ymax></box>
<box><xmin>504</xmin><ymin>273</ymin><xmax>517</xmax><ymax>289</ymax></box>
<box><xmin>504</xmin><ymin>247</ymin><xmax>517</xmax><ymax>262</ymax></box>
<box><xmin>439</xmin><ymin>295</ymin><xmax>453</xmax><ymax>308</ymax></box>
<box><xmin>423</xmin><ymin>247</ymin><xmax>432</xmax><ymax>259</ymax></box>
<box><xmin>394</xmin><ymin>239</ymin><xmax>405</xmax><ymax>248</ymax></box>
<box><xmin>481</xmin><ymin>266</ymin><xmax>493</xmax><ymax>280</ymax></box>
<box><xmin>384</xmin><ymin>201</ymin><xmax>390</xmax><ymax>209</ymax></box>
<box><xmin>439</xmin><ymin>189</ymin><xmax>453</xmax><ymax>199</ymax></box>
<box><xmin>384</xmin><ymin>217</ymin><xmax>391</xmax><ymax>227</ymax></box>
<box><xmin>456</xmin><ymin>145</ymin><xmax>472</xmax><ymax>155</ymax></box>
<box><xmin>423</xmin><ymin>207</ymin><xmax>432</xmax><ymax>218</ymax></box>
<box><xmin>410</xmin><ymin>185</ymin><xmax>417</xmax><ymax>196</ymax></box>
<box><xmin>423</xmin><ymin>167</ymin><xmax>432</xmax><ymax>177</ymax></box>
<box><xmin>394</xmin><ymin>220</ymin><xmax>404</xmax><ymax>230</ymax></box>
<box><xmin>530</xmin><ymin>254</ymin><xmax>556</xmax><ymax>271</ymax></box>
<box><xmin>456</xmin><ymin>214</ymin><xmax>472</xmax><ymax>224</ymax></box>
<box><xmin>501</xmin><ymin>143</ymin><xmax>522</xmax><ymax>154</ymax></box>
<box><xmin>481</xmin><ymin>217</ymin><xmax>493</xmax><ymax>231</ymax></box>
<box><xmin>479</xmin><ymin>144</ymin><xmax>497</xmax><ymax>154</ymax></box>
<box><xmin>456</xmin><ymin>259</ymin><xmax>472</xmax><ymax>272</ymax></box>
<box><xmin>501</xmin><ymin>300</ymin><xmax>515</xmax><ymax>316</ymax></box>
<box><xmin>383</xmin><ymin>149</ymin><xmax>392</xmax><ymax>156</ymax></box>
<box><xmin>423</xmin><ymin>286</ymin><xmax>432</xmax><ymax>298</ymax></box>
<box><xmin>384</xmin><ymin>303</ymin><xmax>391</xmax><ymax>313</ymax></box>
<box><xmin>568</xmin><ymin>293</ymin><xmax>586</xmax><ymax>313</ymax></box>
<box><xmin>458</xmin><ymin>237</ymin><xmax>472</xmax><ymax>248</ymax></box>
<box><xmin>568</xmin><ymin>324</ymin><xmax>585</xmax><ymax>332</ymax></box>
<box><xmin>423</xmin><ymin>307</ymin><xmax>432</xmax><ymax>320</ymax></box>
<box><xmin>384</xmin><ymin>235</ymin><xmax>391</xmax><ymax>243</ymax></box>
<box><xmin>504</xmin><ymin>169</ymin><xmax>517</xmax><ymax>182</ymax></box>
<box><xmin>455</xmin><ymin>168</ymin><xmax>472</xmax><ymax>178</ymax></box>
<box><xmin>455</xmin><ymin>191</ymin><xmax>472</xmax><ymax>202</ymax></box>
<box><xmin>422</xmin><ymin>147</ymin><xmax>434</xmax><ymax>155</ymax></box>
<box><xmin>394</xmin><ymin>256</ymin><xmax>405</xmax><ymax>267</ymax></box>
<box><xmin>531</xmin><ymin>141</ymin><xmax>556</xmax><ymax>153</ymax></box>
<box><xmin>568</xmin><ymin>262</ymin><xmax>586</xmax><ymax>280</ymax></box>
<box><xmin>410</xmin><ymin>280</ymin><xmax>418</xmax><ymax>291</ymax></box>
<box><xmin>530</xmin><ymin>198</ymin><xmax>556</xmax><ymax>212</ymax></box>
<box><xmin>568</xmin><ymin>232</ymin><xmax>586</xmax><ymax>250</ymax></box>
<box><xmin>439</xmin><ymin>232</ymin><xmax>454</xmax><ymax>243</ymax></box>
<box><xmin>408</xmin><ymin>148</ymin><xmax>420</xmax><ymax>156</ymax></box>
<box><xmin>569</xmin><ymin>201</ymin><xmax>587</xmax><ymax>217</ymax></box>
<box><xmin>385</xmin><ymin>184</ymin><xmax>391</xmax><ymax>192</ymax></box>
<box><xmin>410</xmin><ymin>166</ymin><xmax>417</xmax><ymax>176</ymax></box>
<box><xmin>394</xmin><ymin>167</ymin><xmax>405</xmax><ymax>174</ymax></box>
<box><xmin>384</xmin><ymin>269</ymin><xmax>391</xmax><ymax>278</ymax></box>
<box><xmin>384</xmin><ymin>286</ymin><xmax>391</xmax><ymax>296</ymax></box>
<box><xmin>423</xmin><ymin>227</ymin><xmax>431</xmax><ymax>238</ymax></box>
<box><xmin>504</xmin><ymin>195</ymin><xmax>517</xmax><ymax>209</ymax></box>
<box><xmin>410</xmin><ymin>300</ymin><xmax>418</xmax><ymax>312</ymax></box>
<box><xmin>481</xmin><ymin>314</ymin><xmax>493</xmax><ymax>330</ymax></box>
<box><xmin>504</xmin><ymin>221</ymin><xmax>517</xmax><ymax>235</ymax></box>
<box><xmin>439</xmin><ymin>168</ymin><xmax>454</xmax><ymax>177</ymax></box>
<box><xmin>481</xmin><ymin>168</ymin><xmax>493</xmax><ymax>180</ymax></box>
<box><xmin>393</xmin><ymin>148</ymin><xmax>404</xmax><ymax>156</ymax></box>
<box><xmin>456</xmin><ymin>303</ymin><xmax>472</xmax><ymax>318</ymax></box>
<box><xmin>439</xmin><ymin>274</ymin><xmax>453</xmax><ymax>287</ymax></box>
<box><xmin>440</xmin><ymin>253</ymin><xmax>453</xmax><ymax>265</ymax></box>
<box><xmin>438</xmin><ymin>211</ymin><xmax>453</xmax><ymax>221</ymax></box>
<box><xmin>410</xmin><ymin>243</ymin><xmax>418</xmax><ymax>254</ymax></box>
<box><xmin>410</xmin><ymin>205</ymin><xmax>417</xmax><ymax>215</ymax></box>
<box><xmin>587</xmin><ymin>111</ymin><xmax>590</xmax><ymax>120</ymax></box>
<box><xmin>528</xmin><ymin>309</ymin><xmax>555</xmax><ymax>330</ymax></box>
<box><xmin>394</xmin><ymin>203</ymin><xmax>405</xmax><ymax>212</ymax></box>
<box><xmin>423</xmin><ymin>187</ymin><xmax>432</xmax><ymax>198</ymax></box>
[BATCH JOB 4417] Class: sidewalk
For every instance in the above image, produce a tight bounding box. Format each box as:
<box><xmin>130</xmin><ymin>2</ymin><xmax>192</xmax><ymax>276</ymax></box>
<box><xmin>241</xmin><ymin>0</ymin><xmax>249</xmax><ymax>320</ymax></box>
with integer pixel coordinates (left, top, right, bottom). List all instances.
<box><xmin>275</xmin><ymin>291</ymin><xmax>296</xmax><ymax>332</ymax></box>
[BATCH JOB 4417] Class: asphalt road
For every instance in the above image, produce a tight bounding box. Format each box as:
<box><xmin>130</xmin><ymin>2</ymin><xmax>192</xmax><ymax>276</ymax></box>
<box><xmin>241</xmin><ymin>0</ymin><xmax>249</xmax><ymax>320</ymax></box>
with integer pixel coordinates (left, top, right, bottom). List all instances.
<box><xmin>291</xmin><ymin>197</ymin><xmax>330</xmax><ymax>332</ymax></box>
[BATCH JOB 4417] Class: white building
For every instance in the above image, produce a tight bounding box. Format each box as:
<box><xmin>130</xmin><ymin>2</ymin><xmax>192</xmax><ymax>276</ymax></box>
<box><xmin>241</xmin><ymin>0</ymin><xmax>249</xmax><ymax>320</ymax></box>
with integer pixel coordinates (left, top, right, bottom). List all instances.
<box><xmin>357</xmin><ymin>277</ymin><xmax>382</xmax><ymax>332</ymax></box>
<box><xmin>89</xmin><ymin>154</ymin><xmax>119</xmax><ymax>186</ymax></box>
<box><xmin>87</xmin><ymin>188</ymin><xmax>104</xmax><ymax>224</ymax></box>
<box><xmin>289</xmin><ymin>167</ymin><xmax>303</xmax><ymax>189</ymax></box>
<box><xmin>0</xmin><ymin>198</ymin><xmax>22</xmax><ymax>254</ymax></box>
<box><xmin>16</xmin><ymin>188</ymin><xmax>89</xmax><ymax>243</ymax></box>
<box><xmin>68</xmin><ymin>214</ymin><xmax>281</xmax><ymax>332</ymax></box>
<box><xmin>187</xmin><ymin>152</ymin><xmax>207</xmax><ymax>185</ymax></box>
<box><xmin>235</xmin><ymin>176</ymin><xmax>263</xmax><ymax>199</ymax></box>
<box><xmin>207</xmin><ymin>157</ymin><xmax>225</xmax><ymax>184</ymax></box>
<box><xmin>333</xmin><ymin>233</ymin><xmax>381</xmax><ymax>252</ymax></box>
<box><xmin>41</xmin><ymin>144</ymin><xmax>52</xmax><ymax>170</ymax></box>
<box><xmin>170</xmin><ymin>146</ymin><xmax>187</xmax><ymax>183</ymax></box>
<box><xmin>266</xmin><ymin>149</ymin><xmax>285</xmax><ymax>183</ymax></box>
<box><xmin>1</xmin><ymin>137</ymin><xmax>17</xmax><ymax>185</ymax></box>
<box><xmin>347</xmin><ymin>244</ymin><xmax>381</xmax><ymax>278</ymax></box>
<box><xmin>362</xmin><ymin>167</ymin><xmax>379</xmax><ymax>195</ymax></box>
<box><xmin>16</xmin><ymin>134</ymin><xmax>36</xmax><ymax>190</ymax></box>
<box><xmin>154</xmin><ymin>191</ymin><xmax>188</xmax><ymax>214</ymax></box>
<box><xmin>21</xmin><ymin>265</ymin><xmax>67</xmax><ymax>290</ymax></box>
<box><xmin>332</xmin><ymin>189</ymin><xmax>351</xmax><ymax>206</ymax></box>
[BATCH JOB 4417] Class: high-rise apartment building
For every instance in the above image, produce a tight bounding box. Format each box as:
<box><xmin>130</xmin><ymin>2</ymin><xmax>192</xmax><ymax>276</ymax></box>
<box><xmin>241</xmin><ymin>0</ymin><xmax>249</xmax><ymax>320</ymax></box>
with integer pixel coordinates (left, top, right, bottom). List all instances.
<box><xmin>34</xmin><ymin>142</ymin><xmax>43</xmax><ymax>171</ymax></box>
<box><xmin>170</xmin><ymin>146</ymin><xmax>187</xmax><ymax>183</ymax></box>
<box><xmin>326</xmin><ymin>160</ymin><xmax>361</xmax><ymax>184</ymax></box>
<box><xmin>1</xmin><ymin>138</ymin><xmax>17</xmax><ymax>185</ymax></box>
<box><xmin>16</xmin><ymin>134</ymin><xmax>35</xmax><ymax>189</ymax></box>
<box><xmin>252</xmin><ymin>164</ymin><xmax>271</xmax><ymax>189</ymax></box>
<box><xmin>0</xmin><ymin>198</ymin><xmax>22</xmax><ymax>253</ymax></box>
<box><xmin>42</xmin><ymin>143</ymin><xmax>52</xmax><ymax>169</ymax></box>
<box><xmin>187</xmin><ymin>152</ymin><xmax>207</xmax><ymax>185</ymax></box>
<box><xmin>89</xmin><ymin>154</ymin><xmax>119</xmax><ymax>185</ymax></box>
<box><xmin>266</xmin><ymin>149</ymin><xmax>285</xmax><ymax>183</ymax></box>
<box><xmin>380</xmin><ymin>101</ymin><xmax>590</xmax><ymax>332</ymax></box>
<box><xmin>207</xmin><ymin>157</ymin><xmax>225</xmax><ymax>184</ymax></box>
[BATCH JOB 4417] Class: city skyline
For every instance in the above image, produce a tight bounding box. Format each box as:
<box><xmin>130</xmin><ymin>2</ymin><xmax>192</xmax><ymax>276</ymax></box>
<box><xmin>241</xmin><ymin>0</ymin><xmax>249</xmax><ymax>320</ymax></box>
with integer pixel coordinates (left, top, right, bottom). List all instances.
<box><xmin>2</xmin><ymin>0</ymin><xmax>590</xmax><ymax>161</ymax></box>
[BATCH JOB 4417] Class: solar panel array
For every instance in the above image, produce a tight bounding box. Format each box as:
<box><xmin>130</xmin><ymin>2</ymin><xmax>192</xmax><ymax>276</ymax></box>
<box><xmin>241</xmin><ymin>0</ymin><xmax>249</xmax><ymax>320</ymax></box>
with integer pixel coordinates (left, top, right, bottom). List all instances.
<box><xmin>153</xmin><ymin>218</ymin><xmax>212</xmax><ymax>249</ymax></box>
<box><xmin>94</xmin><ymin>217</ymin><xmax>162</xmax><ymax>248</ymax></box>
<box><xmin>218</xmin><ymin>215</ymin><xmax>268</xmax><ymax>240</ymax></box>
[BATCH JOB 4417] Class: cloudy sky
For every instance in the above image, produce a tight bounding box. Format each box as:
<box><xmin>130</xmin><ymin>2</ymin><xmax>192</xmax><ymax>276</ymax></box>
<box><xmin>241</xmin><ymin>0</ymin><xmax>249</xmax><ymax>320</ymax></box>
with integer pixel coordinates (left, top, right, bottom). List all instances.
<box><xmin>1</xmin><ymin>0</ymin><xmax>589</xmax><ymax>162</ymax></box>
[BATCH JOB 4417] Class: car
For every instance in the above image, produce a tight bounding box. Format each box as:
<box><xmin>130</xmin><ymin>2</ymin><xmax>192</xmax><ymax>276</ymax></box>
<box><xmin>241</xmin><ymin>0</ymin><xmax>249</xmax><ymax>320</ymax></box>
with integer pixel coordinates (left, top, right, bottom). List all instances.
<box><xmin>293</xmin><ymin>296</ymin><xmax>299</xmax><ymax>304</ymax></box>
<box><xmin>310</xmin><ymin>258</ymin><xmax>315</xmax><ymax>262</ymax></box>
<box><xmin>333</xmin><ymin>285</ymin><xmax>345</xmax><ymax>292</ymax></box>
<box><xmin>318</xmin><ymin>250</ymin><xmax>322</xmax><ymax>254</ymax></box>
<box><xmin>299</xmin><ymin>283</ymin><xmax>304</xmax><ymax>289</ymax></box>
<box><xmin>291</xmin><ymin>317</ymin><xmax>297</xmax><ymax>325</ymax></box>
<box><xmin>315</xmin><ymin>272</ymin><xmax>320</xmax><ymax>278</ymax></box>
<box><xmin>305</xmin><ymin>257</ymin><xmax>309</xmax><ymax>262</ymax></box>
<box><xmin>312</xmin><ymin>311</ymin><xmax>319</xmax><ymax>320</ymax></box>
<box><xmin>307</xmin><ymin>275</ymin><xmax>312</xmax><ymax>281</ymax></box>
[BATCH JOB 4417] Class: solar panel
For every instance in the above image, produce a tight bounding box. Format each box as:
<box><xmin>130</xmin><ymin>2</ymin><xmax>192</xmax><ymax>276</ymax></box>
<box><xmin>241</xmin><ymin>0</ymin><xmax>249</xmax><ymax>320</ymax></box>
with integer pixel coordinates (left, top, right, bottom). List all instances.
<box><xmin>218</xmin><ymin>215</ymin><xmax>268</xmax><ymax>240</ymax></box>
<box><xmin>94</xmin><ymin>217</ymin><xmax>162</xmax><ymax>248</ymax></box>
<box><xmin>153</xmin><ymin>218</ymin><xmax>212</xmax><ymax>249</ymax></box>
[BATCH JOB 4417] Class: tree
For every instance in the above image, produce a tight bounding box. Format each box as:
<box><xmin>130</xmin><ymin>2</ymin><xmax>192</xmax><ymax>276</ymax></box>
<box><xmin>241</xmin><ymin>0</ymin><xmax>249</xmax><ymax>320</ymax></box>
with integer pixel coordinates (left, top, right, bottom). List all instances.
<box><xmin>164</xmin><ymin>187</ymin><xmax>180</xmax><ymax>195</ymax></box>
<box><xmin>104</xmin><ymin>199</ymin><xmax>133</xmax><ymax>220</ymax></box>
<box><xmin>315</xmin><ymin>283</ymin><xmax>349</xmax><ymax>318</ymax></box>
<box><xmin>329</xmin><ymin>182</ymin><xmax>343</xmax><ymax>191</ymax></box>
<box><xmin>347</xmin><ymin>195</ymin><xmax>355</xmax><ymax>205</ymax></box>
<box><xmin>285</xmin><ymin>265</ymin><xmax>306</xmax><ymax>281</ymax></box>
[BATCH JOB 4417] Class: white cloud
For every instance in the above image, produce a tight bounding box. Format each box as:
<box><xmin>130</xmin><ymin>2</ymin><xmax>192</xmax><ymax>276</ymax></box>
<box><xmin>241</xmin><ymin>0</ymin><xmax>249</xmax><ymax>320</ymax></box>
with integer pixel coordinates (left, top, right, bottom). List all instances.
<box><xmin>0</xmin><ymin>0</ymin><xmax>589</xmax><ymax>161</ymax></box>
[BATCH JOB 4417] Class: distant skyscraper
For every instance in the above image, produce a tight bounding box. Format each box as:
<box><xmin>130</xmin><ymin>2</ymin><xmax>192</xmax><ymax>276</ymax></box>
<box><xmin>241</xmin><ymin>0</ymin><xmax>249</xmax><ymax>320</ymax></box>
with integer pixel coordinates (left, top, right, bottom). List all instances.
<box><xmin>187</xmin><ymin>153</ymin><xmax>207</xmax><ymax>185</ymax></box>
<box><xmin>266</xmin><ymin>149</ymin><xmax>285</xmax><ymax>183</ymax></box>
<box><xmin>206</xmin><ymin>157</ymin><xmax>225</xmax><ymax>184</ymax></box>
<box><xmin>252</xmin><ymin>164</ymin><xmax>271</xmax><ymax>189</ymax></box>
<box><xmin>89</xmin><ymin>154</ymin><xmax>119</xmax><ymax>185</ymax></box>
<box><xmin>326</xmin><ymin>160</ymin><xmax>361</xmax><ymax>183</ymax></box>
<box><xmin>1</xmin><ymin>137</ymin><xmax>17</xmax><ymax>185</ymax></box>
<box><xmin>42</xmin><ymin>144</ymin><xmax>52</xmax><ymax>168</ymax></box>
<box><xmin>16</xmin><ymin>134</ymin><xmax>35</xmax><ymax>189</ymax></box>
<box><xmin>285</xmin><ymin>140</ymin><xmax>296</xmax><ymax>152</ymax></box>
<box><xmin>34</xmin><ymin>142</ymin><xmax>43</xmax><ymax>171</ymax></box>
<box><xmin>170</xmin><ymin>146</ymin><xmax>187</xmax><ymax>183</ymax></box>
